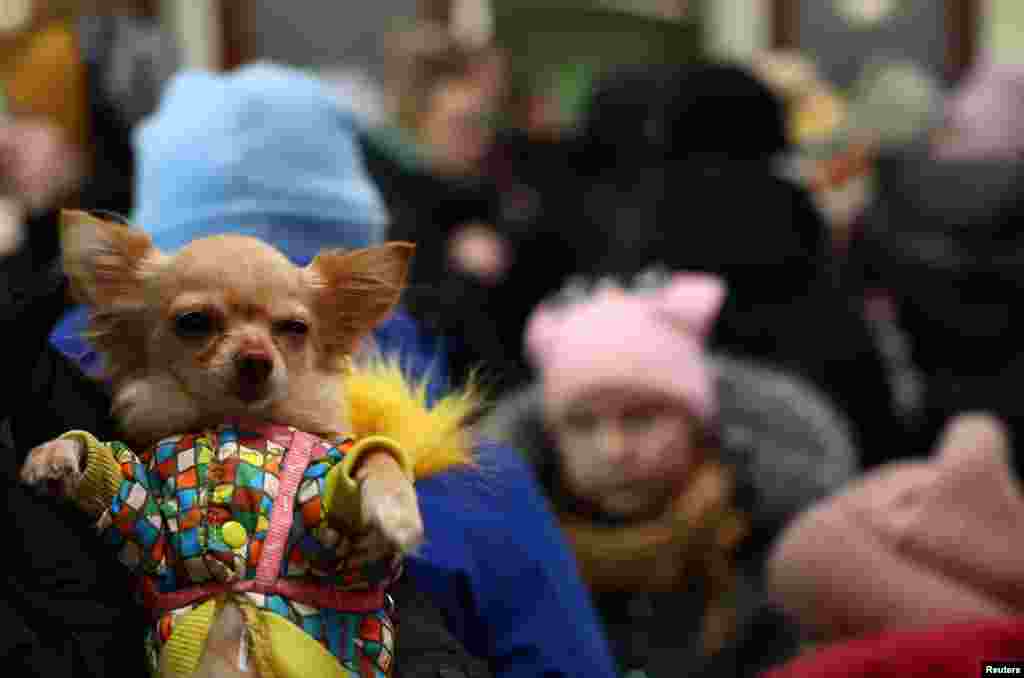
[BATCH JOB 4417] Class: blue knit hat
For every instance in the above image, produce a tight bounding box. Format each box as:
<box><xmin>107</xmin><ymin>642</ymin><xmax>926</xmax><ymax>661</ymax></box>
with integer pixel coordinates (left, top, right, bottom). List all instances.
<box><xmin>50</xmin><ymin>62</ymin><xmax>397</xmax><ymax>376</ymax></box>
<box><xmin>131</xmin><ymin>61</ymin><xmax>389</xmax><ymax>263</ymax></box>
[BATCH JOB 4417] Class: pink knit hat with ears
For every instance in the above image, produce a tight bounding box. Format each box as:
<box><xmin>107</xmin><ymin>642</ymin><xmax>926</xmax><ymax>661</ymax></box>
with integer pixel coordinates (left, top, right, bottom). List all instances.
<box><xmin>525</xmin><ymin>273</ymin><xmax>726</xmax><ymax>422</ymax></box>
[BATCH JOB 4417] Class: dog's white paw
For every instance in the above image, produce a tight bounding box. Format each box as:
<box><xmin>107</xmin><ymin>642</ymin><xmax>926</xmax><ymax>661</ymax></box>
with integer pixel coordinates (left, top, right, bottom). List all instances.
<box><xmin>361</xmin><ymin>474</ymin><xmax>425</xmax><ymax>555</ymax></box>
<box><xmin>371</xmin><ymin>492</ymin><xmax>425</xmax><ymax>554</ymax></box>
<box><xmin>20</xmin><ymin>437</ymin><xmax>86</xmax><ymax>497</ymax></box>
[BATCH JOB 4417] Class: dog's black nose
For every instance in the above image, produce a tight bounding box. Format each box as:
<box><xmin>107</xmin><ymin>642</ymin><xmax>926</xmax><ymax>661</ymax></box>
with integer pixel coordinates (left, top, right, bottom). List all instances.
<box><xmin>234</xmin><ymin>353</ymin><xmax>273</xmax><ymax>397</ymax></box>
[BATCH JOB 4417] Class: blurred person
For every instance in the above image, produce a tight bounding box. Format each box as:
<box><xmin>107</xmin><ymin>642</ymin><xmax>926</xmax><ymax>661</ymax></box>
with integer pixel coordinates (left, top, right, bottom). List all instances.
<box><xmin>375</xmin><ymin>21</ymin><xmax>499</xmax><ymax>180</ymax></box>
<box><xmin>825</xmin><ymin>58</ymin><xmax>945</xmax><ymax>249</ymax></box>
<box><xmin>753</xmin><ymin>53</ymin><xmax>946</xmax><ymax>253</ymax></box>
<box><xmin>749</xmin><ymin>50</ymin><xmax>861</xmax><ymax>250</ymax></box>
<box><xmin>363</xmin><ymin>22</ymin><xmax>528</xmax><ymax>395</ymax></box>
<box><xmin>754</xmin><ymin>55</ymin><xmax>939</xmax><ymax>447</ymax></box>
<box><xmin>416</xmin><ymin>53</ymin><xmax>499</xmax><ymax>179</ymax></box>
<box><xmin>848</xmin><ymin>60</ymin><xmax>1024</xmax><ymax>458</ymax></box>
<box><xmin>480</xmin><ymin>271</ymin><xmax>859</xmax><ymax>677</ymax></box>
<box><xmin>24</xmin><ymin>62</ymin><xmax>620</xmax><ymax>678</ymax></box>
<box><xmin>0</xmin><ymin>0</ymin><xmax>179</xmax><ymax>210</ymax></box>
<box><xmin>563</xmin><ymin>60</ymin><xmax>904</xmax><ymax>468</ymax></box>
<box><xmin>0</xmin><ymin>0</ymin><xmax>179</xmax><ymax>293</ymax></box>
<box><xmin>768</xmin><ymin>413</ymin><xmax>1024</xmax><ymax>645</ymax></box>
<box><xmin>371</xmin><ymin>25</ymin><xmax>582</xmax><ymax>401</ymax></box>
<box><xmin>468</xmin><ymin>68</ymin><xmax>583</xmax><ymax>397</ymax></box>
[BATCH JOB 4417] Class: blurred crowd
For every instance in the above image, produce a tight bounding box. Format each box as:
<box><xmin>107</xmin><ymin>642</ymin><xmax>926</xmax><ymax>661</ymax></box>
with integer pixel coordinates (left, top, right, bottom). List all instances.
<box><xmin>5</xmin><ymin>2</ymin><xmax>1024</xmax><ymax>678</ymax></box>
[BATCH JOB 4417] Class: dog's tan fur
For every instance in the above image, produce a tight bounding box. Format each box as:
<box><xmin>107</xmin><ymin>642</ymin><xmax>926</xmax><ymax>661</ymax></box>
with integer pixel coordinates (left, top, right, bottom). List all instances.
<box><xmin>24</xmin><ymin>211</ymin><xmax>421</xmax><ymax>677</ymax></box>
<box><xmin>61</xmin><ymin>212</ymin><xmax>413</xmax><ymax>445</ymax></box>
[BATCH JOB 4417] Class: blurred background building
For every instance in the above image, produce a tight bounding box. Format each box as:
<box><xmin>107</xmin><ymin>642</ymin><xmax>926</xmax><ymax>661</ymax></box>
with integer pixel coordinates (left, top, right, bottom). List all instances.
<box><xmin>156</xmin><ymin>1</ymin><xmax>1023</xmax><ymax>78</ymax></box>
<box><xmin>142</xmin><ymin>1</ymin><xmax>1023</xmax><ymax>142</ymax></box>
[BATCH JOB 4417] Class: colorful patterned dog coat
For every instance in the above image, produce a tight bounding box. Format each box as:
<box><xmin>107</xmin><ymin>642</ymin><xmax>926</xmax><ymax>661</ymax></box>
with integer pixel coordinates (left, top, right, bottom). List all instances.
<box><xmin>62</xmin><ymin>419</ymin><xmax>408</xmax><ymax>677</ymax></box>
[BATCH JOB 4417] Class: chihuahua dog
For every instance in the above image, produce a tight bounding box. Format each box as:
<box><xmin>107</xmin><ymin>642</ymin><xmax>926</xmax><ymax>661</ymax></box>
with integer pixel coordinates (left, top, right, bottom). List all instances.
<box><xmin>21</xmin><ymin>211</ymin><xmax>422</xmax><ymax>677</ymax></box>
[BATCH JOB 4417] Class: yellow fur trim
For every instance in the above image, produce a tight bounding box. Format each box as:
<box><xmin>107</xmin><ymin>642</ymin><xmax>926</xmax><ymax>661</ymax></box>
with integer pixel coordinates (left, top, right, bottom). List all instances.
<box><xmin>343</xmin><ymin>356</ymin><xmax>478</xmax><ymax>479</ymax></box>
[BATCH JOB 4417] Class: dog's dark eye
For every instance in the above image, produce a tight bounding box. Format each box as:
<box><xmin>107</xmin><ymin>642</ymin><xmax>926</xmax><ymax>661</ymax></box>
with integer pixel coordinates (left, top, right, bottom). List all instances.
<box><xmin>274</xmin><ymin>320</ymin><xmax>309</xmax><ymax>336</ymax></box>
<box><xmin>174</xmin><ymin>311</ymin><xmax>214</xmax><ymax>339</ymax></box>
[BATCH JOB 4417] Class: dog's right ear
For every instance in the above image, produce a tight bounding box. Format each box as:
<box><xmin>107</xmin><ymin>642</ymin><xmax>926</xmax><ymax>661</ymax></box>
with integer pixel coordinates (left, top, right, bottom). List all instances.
<box><xmin>61</xmin><ymin>210</ymin><xmax>164</xmax><ymax>307</ymax></box>
<box><xmin>305</xmin><ymin>241</ymin><xmax>415</xmax><ymax>355</ymax></box>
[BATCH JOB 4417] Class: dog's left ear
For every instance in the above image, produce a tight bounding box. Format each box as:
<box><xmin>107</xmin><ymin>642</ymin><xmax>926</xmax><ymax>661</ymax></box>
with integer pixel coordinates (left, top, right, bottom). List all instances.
<box><xmin>306</xmin><ymin>242</ymin><xmax>415</xmax><ymax>354</ymax></box>
<box><xmin>60</xmin><ymin>209</ymin><xmax>163</xmax><ymax>307</ymax></box>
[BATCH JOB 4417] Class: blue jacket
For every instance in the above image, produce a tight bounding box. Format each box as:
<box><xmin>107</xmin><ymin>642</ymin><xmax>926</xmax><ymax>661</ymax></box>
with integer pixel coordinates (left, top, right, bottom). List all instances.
<box><xmin>411</xmin><ymin>440</ymin><xmax>618</xmax><ymax>678</ymax></box>
<box><xmin>409</xmin><ymin>441</ymin><xmax>618</xmax><ymax>678</ymax></box>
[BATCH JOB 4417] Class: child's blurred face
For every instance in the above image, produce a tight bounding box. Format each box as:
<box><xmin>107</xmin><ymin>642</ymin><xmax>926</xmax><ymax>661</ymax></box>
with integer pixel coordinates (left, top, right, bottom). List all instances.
<box><xmin>549</xmin><ymin>387</ymin><xmax>699</xmax><ymax>520</ymax></box>
<box><xmin>420</xmin><ymin>77</ymin><xmax>496</xmax><ymax>177</ymax></box>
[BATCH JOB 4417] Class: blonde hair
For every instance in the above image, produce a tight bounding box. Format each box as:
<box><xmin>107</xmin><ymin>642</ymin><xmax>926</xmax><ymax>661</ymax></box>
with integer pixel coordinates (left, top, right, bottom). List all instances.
<box><xmin>382</xmin><ymin>21</ymin><xmax>483</xmax><ymax>134</ymax></box>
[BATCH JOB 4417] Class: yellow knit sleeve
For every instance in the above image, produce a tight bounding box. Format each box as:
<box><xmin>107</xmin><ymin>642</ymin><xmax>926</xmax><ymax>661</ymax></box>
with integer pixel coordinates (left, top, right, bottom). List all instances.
<box><xmin>59</xmin><ymin>430</ymin><xmax>124</xmax><ymax>519</ymax></box>
<box><xmin>323</xmin><ymin>435</ymin><xmax>413</xmax><ymax>531</ymax></box>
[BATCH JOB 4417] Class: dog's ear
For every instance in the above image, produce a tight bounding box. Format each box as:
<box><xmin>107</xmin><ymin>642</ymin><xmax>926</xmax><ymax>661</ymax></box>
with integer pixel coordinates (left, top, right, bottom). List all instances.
<box><xmin>61</xmin><ymin>210</ymin><xmax>163</xmax><ymax>307</ymax></box>
<box><xmin>306</xmin><ymin>242</ymin><xmax>415</xmax><ymax>355</ymax></box>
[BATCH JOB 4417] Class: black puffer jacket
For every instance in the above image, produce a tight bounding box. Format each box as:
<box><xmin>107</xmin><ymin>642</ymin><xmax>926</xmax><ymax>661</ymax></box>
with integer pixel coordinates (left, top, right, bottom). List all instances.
<box><xmin>854</xmin><ymin>142</ymin><xmax>1024</xmax><ymax>467</ymax></box>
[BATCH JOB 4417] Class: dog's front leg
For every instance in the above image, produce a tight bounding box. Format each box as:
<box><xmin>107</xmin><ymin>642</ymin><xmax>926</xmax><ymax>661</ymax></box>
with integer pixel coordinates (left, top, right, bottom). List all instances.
<box><xmin>355</xmin><ymin>451</ymin><xmax>424</xmax><ymax>555</ymax></box>
<box><xmin>20</xmin><ymin>437</ymin><xmax>87</xmax><ymax>498</ymax></box>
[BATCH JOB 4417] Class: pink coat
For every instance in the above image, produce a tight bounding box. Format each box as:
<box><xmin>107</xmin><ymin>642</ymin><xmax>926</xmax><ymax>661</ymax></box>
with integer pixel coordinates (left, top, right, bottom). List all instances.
<box><xmin>767</xmin><ymin>414</ymin><xmax>1024</xmax><ymax>641</ymax></box>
